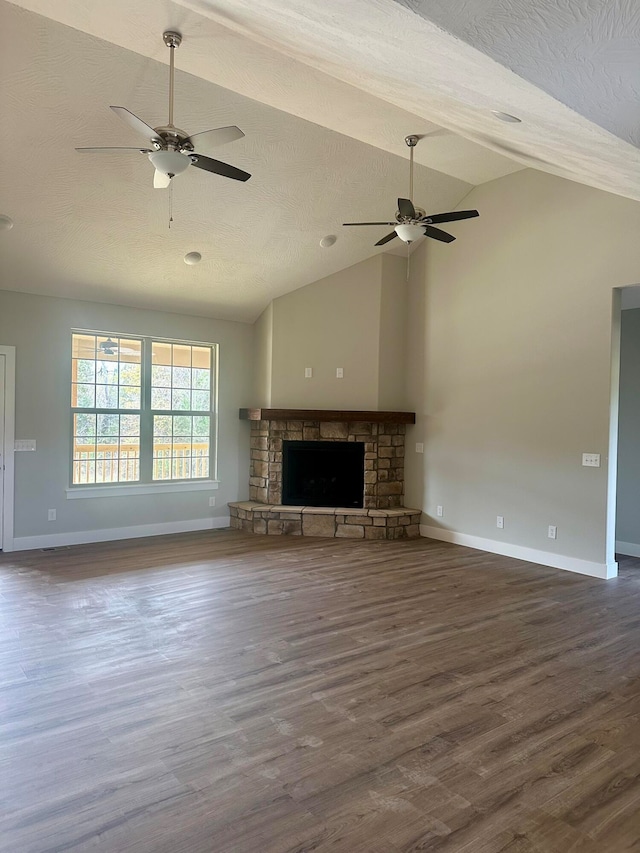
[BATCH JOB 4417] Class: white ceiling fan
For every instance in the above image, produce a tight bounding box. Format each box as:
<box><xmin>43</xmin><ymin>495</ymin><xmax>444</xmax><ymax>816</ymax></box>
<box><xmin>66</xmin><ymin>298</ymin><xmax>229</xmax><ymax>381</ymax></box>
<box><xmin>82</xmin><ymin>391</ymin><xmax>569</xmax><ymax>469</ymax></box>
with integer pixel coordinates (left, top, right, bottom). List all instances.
<box><xmin>76</xmin><ymin>31</ymin><xmax>251</xmax><ymax>188</ymax></box>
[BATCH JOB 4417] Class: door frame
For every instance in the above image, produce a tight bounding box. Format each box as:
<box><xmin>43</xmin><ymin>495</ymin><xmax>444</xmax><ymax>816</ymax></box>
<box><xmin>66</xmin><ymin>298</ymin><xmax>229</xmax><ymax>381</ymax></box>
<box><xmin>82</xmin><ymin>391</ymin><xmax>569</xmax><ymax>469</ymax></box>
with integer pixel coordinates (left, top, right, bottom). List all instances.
<box><xmin>0</xmin><ymin>346</ymin><xmax>16</xmax><ymax>552</ymax></box>
<box><xmin>606</xmin><ymin>290</ymin><xmax>621</xmax><ymax>575</ymax></box>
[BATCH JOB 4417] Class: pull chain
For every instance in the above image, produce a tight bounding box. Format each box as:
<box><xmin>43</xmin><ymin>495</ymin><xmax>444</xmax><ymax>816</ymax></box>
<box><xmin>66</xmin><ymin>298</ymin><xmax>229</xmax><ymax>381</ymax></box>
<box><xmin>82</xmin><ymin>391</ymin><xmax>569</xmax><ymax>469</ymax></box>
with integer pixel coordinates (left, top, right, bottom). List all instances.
<box><xmin>169</xmin><ymin>181</ymin><xmax>173</xmax><ymax>229</ymax></box>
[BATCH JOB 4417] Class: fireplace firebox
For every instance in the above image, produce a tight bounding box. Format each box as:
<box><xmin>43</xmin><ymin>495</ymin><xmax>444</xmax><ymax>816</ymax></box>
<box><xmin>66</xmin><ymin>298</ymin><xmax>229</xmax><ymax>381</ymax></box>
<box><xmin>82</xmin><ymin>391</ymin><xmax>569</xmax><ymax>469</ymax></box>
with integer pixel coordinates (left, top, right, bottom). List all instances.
<box><xmin>282</xmin><ymin>440</ymin><xmax>365</xmax><ymax>507</ymax></box>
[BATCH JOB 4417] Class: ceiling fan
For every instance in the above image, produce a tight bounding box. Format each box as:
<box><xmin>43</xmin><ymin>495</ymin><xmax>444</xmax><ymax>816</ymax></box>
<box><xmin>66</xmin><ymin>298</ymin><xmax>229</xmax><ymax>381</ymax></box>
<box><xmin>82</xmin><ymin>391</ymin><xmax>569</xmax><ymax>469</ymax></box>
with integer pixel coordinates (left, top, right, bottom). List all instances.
<box><xmin>343</xmin><ymin>135</ymin><xmax>478</xmax><ymax>245</ymax></box>
<box><xmin>76</xmin><ymin>31</ymin><xmax>251</xmax><ymax>188</ymax></box>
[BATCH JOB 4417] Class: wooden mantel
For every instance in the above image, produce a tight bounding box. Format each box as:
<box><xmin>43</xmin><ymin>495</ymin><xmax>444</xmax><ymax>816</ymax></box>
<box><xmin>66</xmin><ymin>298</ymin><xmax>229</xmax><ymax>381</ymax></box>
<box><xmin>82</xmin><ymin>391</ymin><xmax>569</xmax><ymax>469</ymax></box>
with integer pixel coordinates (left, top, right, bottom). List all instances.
<box><xmin>239</xmin><ymin>408</ymin><xmax>416</xmax><ymax>424</ymax></box>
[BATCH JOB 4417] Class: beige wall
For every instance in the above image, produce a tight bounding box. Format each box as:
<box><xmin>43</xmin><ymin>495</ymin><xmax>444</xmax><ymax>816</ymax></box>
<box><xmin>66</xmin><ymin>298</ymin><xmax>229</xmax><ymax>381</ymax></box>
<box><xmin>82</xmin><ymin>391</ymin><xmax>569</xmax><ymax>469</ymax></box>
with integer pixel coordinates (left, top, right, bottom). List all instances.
<box><xmin>269</xmin><ymin>255</ymin><xmax>384</xmax><ymax>409</ymax></box>
<box><xmin>378</xmin><ymin>254</ymin><xmax>408</xmax><ymax>410</ymax></box>
<box><xmin>253</xmin><ymin>302</ymin><xmax>273</xmax><ymax>406</ymax></box>
<box><xmin>261</xmin><ymin>253</ymin><xmax>410</xmax><ymax>411</ymax></box>
<box><xmin>0</xmin><ymin>290</ymin><xmax>253</xmax><ymax>543</ymax></box>
<box><xmin>404</xmin><ymin>169</ymin><xmax>640</xmax><ymax>573</ymax></box>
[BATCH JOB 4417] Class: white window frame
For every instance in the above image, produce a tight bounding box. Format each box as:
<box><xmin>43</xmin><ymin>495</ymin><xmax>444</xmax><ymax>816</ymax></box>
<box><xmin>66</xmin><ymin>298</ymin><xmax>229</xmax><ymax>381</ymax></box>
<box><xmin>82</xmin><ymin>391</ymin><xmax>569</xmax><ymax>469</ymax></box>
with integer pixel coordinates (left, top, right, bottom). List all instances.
<box><xmin>67</xmin><ymin>331</ymin><xmax>219</xmax><ymax>499</ymax></box>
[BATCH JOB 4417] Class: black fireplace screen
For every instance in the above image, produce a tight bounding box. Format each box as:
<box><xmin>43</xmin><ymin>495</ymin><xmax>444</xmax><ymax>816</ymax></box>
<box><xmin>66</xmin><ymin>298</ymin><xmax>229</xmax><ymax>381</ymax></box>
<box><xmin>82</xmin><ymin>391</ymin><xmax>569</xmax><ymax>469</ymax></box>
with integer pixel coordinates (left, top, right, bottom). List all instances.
<box><xmin>282</xmin><ymin>440</ymin><xmax>365</xmax><ymax>508</ymax></box>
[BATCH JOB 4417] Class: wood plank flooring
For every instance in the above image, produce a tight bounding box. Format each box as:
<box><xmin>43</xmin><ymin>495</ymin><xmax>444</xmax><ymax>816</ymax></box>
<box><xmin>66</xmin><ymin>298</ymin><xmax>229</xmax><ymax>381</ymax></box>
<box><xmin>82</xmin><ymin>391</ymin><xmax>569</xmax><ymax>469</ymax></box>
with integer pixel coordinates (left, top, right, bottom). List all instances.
<box><xmin>1</xmin><ymin>530</ymin><xmax>639</xmax><ymax>852</ymax></box>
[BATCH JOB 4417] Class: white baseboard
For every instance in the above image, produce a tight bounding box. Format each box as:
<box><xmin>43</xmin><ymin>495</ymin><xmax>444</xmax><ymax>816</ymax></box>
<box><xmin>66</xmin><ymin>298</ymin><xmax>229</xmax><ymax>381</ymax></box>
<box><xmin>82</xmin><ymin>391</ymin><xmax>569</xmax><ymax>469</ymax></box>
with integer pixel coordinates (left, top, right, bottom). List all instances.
<box><xmin>421</xmin><ymin>525</ymin><xmax>617</xmax><ymax>580</ymax></box>
<box><xmin>11</xmin><ymin>516</ymin><xmax>231</xmax><ymax>552</ymax></box>
<box><xmin>615</xmin><ymin>540</ymin><xmax>640</xmax><ymax>558</ymax></box>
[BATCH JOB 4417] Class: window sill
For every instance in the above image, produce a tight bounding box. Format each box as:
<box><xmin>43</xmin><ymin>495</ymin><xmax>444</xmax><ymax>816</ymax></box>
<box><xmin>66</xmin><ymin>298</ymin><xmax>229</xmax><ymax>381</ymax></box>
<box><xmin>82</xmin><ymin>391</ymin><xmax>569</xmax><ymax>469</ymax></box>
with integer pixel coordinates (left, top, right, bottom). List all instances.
<box><xmin>66</xmin><ymin>480</ymin><xmax>220</xmax><ymax>499</ymax></box>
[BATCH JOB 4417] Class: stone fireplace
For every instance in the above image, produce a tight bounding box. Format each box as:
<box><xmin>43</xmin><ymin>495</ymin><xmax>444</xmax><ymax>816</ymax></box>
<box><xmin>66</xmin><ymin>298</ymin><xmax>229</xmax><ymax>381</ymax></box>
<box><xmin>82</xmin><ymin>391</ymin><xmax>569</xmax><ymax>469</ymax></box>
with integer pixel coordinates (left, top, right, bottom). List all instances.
<box><xmin>229</xmin><ymin>409</ymin><xmax>422</xmax><ymax>539</ymax></box>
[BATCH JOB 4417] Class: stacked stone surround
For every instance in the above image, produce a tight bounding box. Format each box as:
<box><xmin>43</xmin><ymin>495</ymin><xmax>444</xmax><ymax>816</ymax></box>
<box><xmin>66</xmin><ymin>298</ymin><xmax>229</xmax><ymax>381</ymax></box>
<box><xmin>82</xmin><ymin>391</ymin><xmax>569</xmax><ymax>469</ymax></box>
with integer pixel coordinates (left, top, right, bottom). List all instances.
<box><xmin>230</xmin><ymin>413</ymin><xmax>421</xmax><ymax>539</ymax></box>
<box><xmin>247</xmin><ymin>419</ymin><xmax>406</xmax><ymax>509</ymax></box>
<box><xmin>229</xmin><ymin>502</ymin><xmax>421</xmax><ymax>540</ymax></box>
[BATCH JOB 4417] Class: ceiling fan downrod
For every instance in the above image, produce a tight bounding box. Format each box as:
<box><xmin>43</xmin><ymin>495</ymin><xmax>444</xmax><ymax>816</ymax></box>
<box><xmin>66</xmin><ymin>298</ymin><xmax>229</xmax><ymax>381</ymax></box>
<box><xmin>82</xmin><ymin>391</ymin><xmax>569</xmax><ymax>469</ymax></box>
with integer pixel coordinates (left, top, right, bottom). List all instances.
<box><xmin>405</xmin><ymin>134</ymin><xmax>419</xmax><ymax>205</ymax></box>
<box><xmin>163</xmin><ymin>31</ymin><xmax>182</xmax><ymax>129</ymax></box>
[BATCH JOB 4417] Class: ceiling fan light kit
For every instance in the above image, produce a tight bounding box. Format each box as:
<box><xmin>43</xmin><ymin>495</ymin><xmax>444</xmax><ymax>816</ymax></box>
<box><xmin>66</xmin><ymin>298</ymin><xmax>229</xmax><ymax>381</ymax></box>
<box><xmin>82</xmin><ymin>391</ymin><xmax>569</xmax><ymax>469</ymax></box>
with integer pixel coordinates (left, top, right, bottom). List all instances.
<box><xmin>343</xmin><ymin>134</ymin><xmax>479</xmax><ymax>246</ymax></box>
<box><xmin>395</xmin><ymin>223</ymin><xmax>426</xmax><ymax>243</ymax></box>
<box><xmin>76</xmin><ymin>31</ymin><xmax>251</xmax><ymax>188</ymax></box>
<box><xmin>149</xmin><ymin>150</ymin><xmax>191</xmax><ymax>177</ymax></box>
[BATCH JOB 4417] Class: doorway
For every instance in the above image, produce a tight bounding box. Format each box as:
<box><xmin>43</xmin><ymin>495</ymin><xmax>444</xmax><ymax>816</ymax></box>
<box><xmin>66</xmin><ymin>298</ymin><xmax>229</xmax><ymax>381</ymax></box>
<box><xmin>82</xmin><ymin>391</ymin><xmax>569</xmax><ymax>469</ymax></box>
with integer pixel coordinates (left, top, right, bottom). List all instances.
<box><xmin>0</xmin><ymin>346</ymin><xmax>16</xmax><ymax>552</ymax></box>
<box><xmin>614</xmin><ymin>286</ymin><xmax>640</xmax><ymax>563</ymax></box>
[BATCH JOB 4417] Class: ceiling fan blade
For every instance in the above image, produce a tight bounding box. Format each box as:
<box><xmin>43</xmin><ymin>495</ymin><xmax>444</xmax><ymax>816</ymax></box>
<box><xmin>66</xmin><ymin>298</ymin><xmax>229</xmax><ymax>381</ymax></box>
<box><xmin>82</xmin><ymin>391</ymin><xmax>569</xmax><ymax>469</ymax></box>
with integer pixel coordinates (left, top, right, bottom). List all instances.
<box><xmin>184</xmin><ymin>126</ymin><xmax>245</xmax><ymax>149</ymax></box>
<box><xmin>423</xmin><ymin>225</ymin><xmax>456</xmax><ymax>243</ymax></box>
<box><xmin>110</xmin><ymin>106</ymin><xmax>161</xmax><ymax>143</ymax></box>
<box><xmin>76</xmin><ymin>147</ymin><xmax>152</xmax><ymax>153</ymax></box>
<box><xmin>375</xmin><ymin>231</ymin><xmax>398</xmax><ymax>246</ymax></box>
<box><xmin>190</xmin><ymin>153</ymin><xmax>251</xmax><ymax>182</ymax></box>
<box><xmin>343</xmin><ymin>221</ymin><xmax>397</xmax><ymax>226</ymax></box>
<box><xmin>398</xmin><ymin>197</ymin><xmax>416</xmax><ymax>219</ymax></box>
<box><xmin>422</xmin><ymin>209</ymin><xmax>480</xmax><ymax>224</ymax></box>
<box><xmin>153</xmin><ymin>170</ymin><xmax>172</xmax><ymax>189</ymax></box>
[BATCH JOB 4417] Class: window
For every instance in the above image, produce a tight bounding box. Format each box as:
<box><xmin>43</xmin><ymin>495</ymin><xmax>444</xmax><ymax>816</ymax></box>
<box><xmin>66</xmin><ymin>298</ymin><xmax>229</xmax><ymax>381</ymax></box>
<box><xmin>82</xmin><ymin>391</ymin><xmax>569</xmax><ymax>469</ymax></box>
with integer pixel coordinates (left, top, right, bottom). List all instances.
<box><xmin>71</xmin><ymin>332</ymin><xmax>217</xmax><ymax>487</ymax></box>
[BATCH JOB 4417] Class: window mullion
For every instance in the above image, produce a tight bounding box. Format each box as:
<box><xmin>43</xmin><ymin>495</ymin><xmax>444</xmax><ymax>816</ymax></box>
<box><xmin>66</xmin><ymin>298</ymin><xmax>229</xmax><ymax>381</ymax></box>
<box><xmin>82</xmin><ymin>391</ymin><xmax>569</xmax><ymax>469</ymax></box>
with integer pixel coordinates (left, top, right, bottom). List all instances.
<box><xmin>140</xmin><ymin>339</ymin><xmax>154</xmax><ymax>482</ymax></box>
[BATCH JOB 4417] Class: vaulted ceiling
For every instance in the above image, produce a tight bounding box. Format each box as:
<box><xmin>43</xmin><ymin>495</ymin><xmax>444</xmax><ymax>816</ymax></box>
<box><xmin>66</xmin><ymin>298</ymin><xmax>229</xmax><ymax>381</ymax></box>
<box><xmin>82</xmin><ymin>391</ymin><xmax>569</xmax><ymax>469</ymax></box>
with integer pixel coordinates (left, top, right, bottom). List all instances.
<box><xmin>1</xmin><ymin>0</ymin><xmax>638</xmax><ymax>322</ymax></box>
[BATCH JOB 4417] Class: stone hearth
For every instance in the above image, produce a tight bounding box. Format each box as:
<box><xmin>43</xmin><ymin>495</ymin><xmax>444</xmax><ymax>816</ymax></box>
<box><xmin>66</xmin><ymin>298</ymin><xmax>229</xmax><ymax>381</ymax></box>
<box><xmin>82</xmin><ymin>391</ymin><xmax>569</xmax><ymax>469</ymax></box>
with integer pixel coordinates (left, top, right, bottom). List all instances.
<box><xmin>229</xmin><ymin>502</ymin><xmax>421</xmax><ymax>540</ymax></box>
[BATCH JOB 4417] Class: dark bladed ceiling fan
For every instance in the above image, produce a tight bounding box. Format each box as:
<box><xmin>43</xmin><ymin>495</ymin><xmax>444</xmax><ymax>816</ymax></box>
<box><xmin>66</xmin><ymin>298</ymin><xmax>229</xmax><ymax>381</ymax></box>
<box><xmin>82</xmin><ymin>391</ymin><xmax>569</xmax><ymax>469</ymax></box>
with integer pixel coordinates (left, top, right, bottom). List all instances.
<box><xmin>343</xmin><ymin>135</ymin><xmax>478</xmax><ymax>245</ymax></box>
<box><xmin>76</xmin><ymin>31</ymin><xmax>251</xmax><ymax>188</ymax></box>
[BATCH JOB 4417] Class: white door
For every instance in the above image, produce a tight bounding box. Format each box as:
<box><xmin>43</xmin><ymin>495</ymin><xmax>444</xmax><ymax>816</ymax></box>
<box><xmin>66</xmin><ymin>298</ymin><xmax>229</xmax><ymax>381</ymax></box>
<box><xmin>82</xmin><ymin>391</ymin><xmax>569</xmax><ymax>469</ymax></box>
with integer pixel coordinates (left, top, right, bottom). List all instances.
<box><xmin>0</xmin><ymin>354</ymin><xmax>4</xmax><ymax>549</ymax></box>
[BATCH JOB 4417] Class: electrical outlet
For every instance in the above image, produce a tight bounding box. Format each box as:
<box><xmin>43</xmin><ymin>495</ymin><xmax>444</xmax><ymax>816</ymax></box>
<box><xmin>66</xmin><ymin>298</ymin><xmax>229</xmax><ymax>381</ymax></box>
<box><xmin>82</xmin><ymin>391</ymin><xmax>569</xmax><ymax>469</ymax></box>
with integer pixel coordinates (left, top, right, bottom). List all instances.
<box><xmin>436</xmin><ymin>505</ymin><xmax>443</xmax><ymax>517</ymax></box>
<box><xmin>47</xmin><ymin>509</ymin><xmax>56</xmax><ymax>522</ymax></box>
<box><xmin>582</xmin><ymin>453</ymin><xmax>600</xmax><ymax>467</ymax></box>
<box><xmin>415</xmin><ymin>442</ymin><xmax>424</xmax><ymax>453</ymax></box>
<box><xmin>497</xmin><ymin>516</ymin><xmax>504</xmax><ymax>529</ymax></box>
<box><xmin>304</xmin><ymin>367</ymin><xmax>313</xmax><ymax>378</ymax></box>
<box><xmin>548</xmin><ymin>525</ymin><xmax>557</xmax><ymax>539</ymax></box>
<box><xmin>209</xmin><ymin>496</ymin><xmax>216</xmax><ymax>507</ymax></box>
<box><xmin>336</xmin><ymin>367</ymin><xmax>344</xmax><ymax>378</ymax></box>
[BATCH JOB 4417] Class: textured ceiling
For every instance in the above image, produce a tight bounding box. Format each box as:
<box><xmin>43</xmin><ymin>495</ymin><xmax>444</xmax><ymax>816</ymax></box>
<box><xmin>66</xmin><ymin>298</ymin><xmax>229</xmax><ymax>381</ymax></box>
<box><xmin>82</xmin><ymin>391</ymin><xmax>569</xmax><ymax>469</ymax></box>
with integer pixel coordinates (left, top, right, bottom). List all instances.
<box><xmin>395</xmin><ymin>0</ymin><xmax>640</xmax><ymax>148</ymax></box>
<box><xmin>2</xmin><ymin>0</ymin><xmax>639</xmax><ymax>323</ymax></box>
<box><xmin>0</xmin><ymin>2</ymin><xmax>473</xmax><ymax>322</ymax></box>
<box><xmin>173</xmin><ymin>0</ymin><xmax>640</xmax><ymax>201</ymax></box>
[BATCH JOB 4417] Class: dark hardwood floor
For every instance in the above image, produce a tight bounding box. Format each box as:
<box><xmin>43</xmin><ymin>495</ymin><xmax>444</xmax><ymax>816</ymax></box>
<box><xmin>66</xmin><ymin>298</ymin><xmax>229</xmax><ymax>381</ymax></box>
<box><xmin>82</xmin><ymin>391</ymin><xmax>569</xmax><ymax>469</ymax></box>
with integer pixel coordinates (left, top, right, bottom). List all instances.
<box><xmin>1</xmin><ymin>530</ymin><xmax>639</xmax><ymax>852</ymax></box>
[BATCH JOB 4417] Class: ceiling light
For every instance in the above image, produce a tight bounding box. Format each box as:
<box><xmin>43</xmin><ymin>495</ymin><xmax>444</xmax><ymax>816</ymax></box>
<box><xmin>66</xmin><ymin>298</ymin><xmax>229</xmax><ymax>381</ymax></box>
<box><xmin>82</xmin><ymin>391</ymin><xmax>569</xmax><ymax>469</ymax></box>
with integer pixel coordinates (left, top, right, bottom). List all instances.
<box><xmin>491</xmin><ymin>110</ymin><xmax>522</xmax><ymax>123</ymax></box>
<box><xmin>184</xmin><ymin>251</ymin><xmax>202</xmax><ymax>265</ymax></box>
<box><xmin>0</xmin><ymin>215</ymin><xmax>14</xmax><ymax>231</ymax></box>
<box><xmin>148</xmin><ymin>150</ymin><xmax>191</xmax><ymax>177</ymax></box>
<box><xmin>320</xmin><ymin>234</ymin><xmax>337</xmax><ymax>248</ymax></box>
<box><xmin>395</xmin><ymin>223</ymin><xmax>425</xmax><ymax>243</ymax></box>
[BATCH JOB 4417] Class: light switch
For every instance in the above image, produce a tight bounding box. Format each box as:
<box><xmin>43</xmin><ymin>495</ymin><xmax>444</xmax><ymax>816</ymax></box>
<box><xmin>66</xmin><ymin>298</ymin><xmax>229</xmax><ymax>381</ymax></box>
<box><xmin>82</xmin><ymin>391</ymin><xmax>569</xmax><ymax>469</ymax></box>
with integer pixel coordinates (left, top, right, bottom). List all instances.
<box><xmin>304</xmin><ymin>367</ymin><xmax>313</xmax><ymax>378</ymax></box>
<box><xmin>582</xmin><ymin>453</ymin><xmax>600</xmax><ymax>467</ymax></box>
<box><xmin>415</xmin><ymin>442</ymin><xmax>424</xmax><ymax>453</ymax></box>
<box><xmin>336</xmin><ymin>367</ymin><xmax>344</xmax><ymax>378</ymax></box>
<box><xmin>15</xmin><ymin>439</ymin><xmax>36</xmax><ymax>452</ymax></box>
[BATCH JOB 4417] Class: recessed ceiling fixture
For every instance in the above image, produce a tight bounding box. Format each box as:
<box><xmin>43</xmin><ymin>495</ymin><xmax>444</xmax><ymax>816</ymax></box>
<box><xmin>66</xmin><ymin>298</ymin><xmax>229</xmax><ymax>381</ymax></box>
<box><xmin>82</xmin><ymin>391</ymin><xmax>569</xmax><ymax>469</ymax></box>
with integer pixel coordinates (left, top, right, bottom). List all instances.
<box><xmin>491</xmin><ymin>110</ymin><xmax>522</xmax><ymax>123</ymax></box>
<box><xmin>320</xmin><ymin>235</ymin><xmax>337</xmax><ymax>248</ymax></box>
<box><xmin>184</xmin><ymin>251</ymin><xmax>202</xmax><ymax>265</ymax></box>
<box><xmin>76</xmin><ymin>31</ymin><xmax>251</xmax><ymax>189</ymax></box>
<box><xmin>0</xmin><ymin>214</ymin><xmax>14</xmax><ymax>231</ymax></box>
<box><xmin>343</xmin><ymin>135</ymin><xmax>479</xmax><ymax>245</ymax></box>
